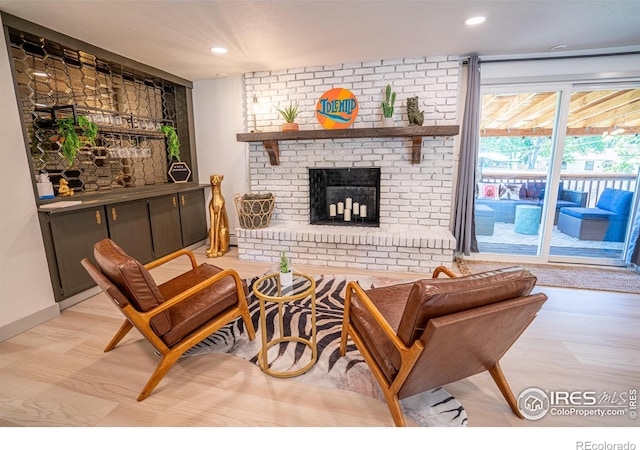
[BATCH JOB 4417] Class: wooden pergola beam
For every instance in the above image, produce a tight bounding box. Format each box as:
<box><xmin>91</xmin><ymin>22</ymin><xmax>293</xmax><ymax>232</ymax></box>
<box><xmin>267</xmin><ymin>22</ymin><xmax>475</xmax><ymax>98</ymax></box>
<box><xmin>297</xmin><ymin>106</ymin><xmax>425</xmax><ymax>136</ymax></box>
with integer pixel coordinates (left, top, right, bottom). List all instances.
<box><xmin>480</xmin><ymin>126</ymin><xmax>640</xmax><ymax>137</ymax></box>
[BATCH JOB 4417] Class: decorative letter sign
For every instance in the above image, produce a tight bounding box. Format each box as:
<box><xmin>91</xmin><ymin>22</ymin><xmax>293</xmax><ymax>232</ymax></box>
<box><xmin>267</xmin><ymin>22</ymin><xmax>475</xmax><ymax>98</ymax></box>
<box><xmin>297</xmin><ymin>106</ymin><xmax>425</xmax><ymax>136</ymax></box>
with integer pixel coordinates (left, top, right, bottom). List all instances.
<box><xmin>168</xmin><ymin>161</ymin><xmax>191</xmax><ymax>183</ymax></box>
<box><xmin>316</xmin><ymin>88</ymin><xmax>359</xmax><ymax>129</ymax></box>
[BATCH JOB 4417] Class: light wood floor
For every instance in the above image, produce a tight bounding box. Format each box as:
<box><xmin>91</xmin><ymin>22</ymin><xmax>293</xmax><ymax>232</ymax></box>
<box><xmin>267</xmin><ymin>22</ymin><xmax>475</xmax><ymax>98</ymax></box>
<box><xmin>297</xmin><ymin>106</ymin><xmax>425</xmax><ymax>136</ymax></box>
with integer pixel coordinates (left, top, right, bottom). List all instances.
<box><xmin>0</xmin><ymin>245</ymin><xmax>638</xmax><ymax>428</ymax></box>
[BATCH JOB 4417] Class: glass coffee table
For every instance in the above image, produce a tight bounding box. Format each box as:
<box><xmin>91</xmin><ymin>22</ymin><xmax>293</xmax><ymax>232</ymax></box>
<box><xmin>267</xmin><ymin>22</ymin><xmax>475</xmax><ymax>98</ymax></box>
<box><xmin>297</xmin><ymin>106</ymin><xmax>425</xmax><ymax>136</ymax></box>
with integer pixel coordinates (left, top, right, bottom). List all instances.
<box><xmin>252</xmin><ymin>272</ymin><xmax>317</xmax><ymax>378</ymax></box>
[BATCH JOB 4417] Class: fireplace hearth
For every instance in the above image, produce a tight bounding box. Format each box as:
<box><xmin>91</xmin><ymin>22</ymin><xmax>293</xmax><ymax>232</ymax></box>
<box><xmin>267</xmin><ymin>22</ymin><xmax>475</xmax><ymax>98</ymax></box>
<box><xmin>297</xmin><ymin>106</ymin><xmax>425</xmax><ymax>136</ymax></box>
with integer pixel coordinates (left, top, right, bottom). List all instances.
<box><xmin>309</xmin><ymin>168</ymin><xmax>380</xmax><ymax>227</ymax></box>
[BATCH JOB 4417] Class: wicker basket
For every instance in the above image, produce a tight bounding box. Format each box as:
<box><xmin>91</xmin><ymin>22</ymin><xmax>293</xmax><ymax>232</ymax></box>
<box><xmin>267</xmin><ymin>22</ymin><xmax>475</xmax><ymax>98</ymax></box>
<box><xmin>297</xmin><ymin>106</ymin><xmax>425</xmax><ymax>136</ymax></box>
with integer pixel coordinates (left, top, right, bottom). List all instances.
<box><xmin>234</xmin><ymin>193</ymin><xmax>275</xmax><ymax>229</ymax></box>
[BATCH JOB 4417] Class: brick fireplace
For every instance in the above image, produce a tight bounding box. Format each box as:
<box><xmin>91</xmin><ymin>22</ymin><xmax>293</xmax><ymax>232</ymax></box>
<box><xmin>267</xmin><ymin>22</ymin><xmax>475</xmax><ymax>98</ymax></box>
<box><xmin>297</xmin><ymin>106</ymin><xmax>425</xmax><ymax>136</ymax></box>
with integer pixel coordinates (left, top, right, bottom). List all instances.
<box><xmin>309</xmin><ymin>167</ymin><xmax>380</xmax><ymax>227</ymax></box>
<box><xmin>236</xmin><ymin>55</ymin><xmax>459</xmax><ymax>273</ymax></box>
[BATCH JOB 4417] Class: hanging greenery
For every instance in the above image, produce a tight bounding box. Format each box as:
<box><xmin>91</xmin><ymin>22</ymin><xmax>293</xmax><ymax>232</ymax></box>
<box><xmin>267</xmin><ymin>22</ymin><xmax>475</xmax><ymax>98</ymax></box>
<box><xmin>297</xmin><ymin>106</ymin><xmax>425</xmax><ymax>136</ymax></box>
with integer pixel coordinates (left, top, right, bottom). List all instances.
<box><xmin>55</xmin><ymin>115</ymin><xmax>98</xmax><ymax>166</ymax></box>
<box><xmin>78</xmin><ymin>115</ymin><xmax>98</xmax><ymax>145</ymax></box>
<box><xmin>161</xmin><ymin>125</ymin><xmax>181</xmax><ymax>161</ymax></box>
<box><xmin>56</xmin><ymin>117</ymin><xmax>82</xmax><ymax>166</ymax></box>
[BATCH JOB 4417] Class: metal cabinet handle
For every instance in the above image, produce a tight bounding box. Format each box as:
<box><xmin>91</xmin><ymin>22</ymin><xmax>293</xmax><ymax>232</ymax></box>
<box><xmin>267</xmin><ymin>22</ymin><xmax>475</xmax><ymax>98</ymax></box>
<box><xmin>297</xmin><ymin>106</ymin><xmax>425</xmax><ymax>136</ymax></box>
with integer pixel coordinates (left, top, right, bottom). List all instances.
<box><xmin>181</xmin><ymin>194</ymin><xmax>185</xmax><ymax>206</ymax></box>
<box><xmin>172</xmin><ymin>196</ymin><xmax>177</xmax><ymax>207</ymax></box>
<box><xmin>111</xmin><ymin>207</ymin><xmax>117</xmax><ymax>221</ymax></box>
<box><xmin>96</xmin><ymin>210</ymin><xmax>102</xmax><ymax>224</ymax></box>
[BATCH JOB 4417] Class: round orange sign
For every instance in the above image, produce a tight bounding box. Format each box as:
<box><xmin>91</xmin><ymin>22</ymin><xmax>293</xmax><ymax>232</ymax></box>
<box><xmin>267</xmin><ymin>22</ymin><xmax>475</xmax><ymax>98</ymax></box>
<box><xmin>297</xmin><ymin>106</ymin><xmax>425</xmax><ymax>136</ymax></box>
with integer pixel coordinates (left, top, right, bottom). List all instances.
<box><xmin>315</xmin><ymin>88</ymin><xmax>359</xmax><ymax>129</ymax></box>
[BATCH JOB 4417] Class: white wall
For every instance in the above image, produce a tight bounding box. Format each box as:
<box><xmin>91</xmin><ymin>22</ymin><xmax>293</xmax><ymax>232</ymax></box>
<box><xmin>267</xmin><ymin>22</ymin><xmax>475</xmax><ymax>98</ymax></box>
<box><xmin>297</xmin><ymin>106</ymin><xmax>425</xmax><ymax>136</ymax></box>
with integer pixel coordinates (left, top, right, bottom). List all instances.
<box><xmin>0</xmin><ymin>15</ymin><xmax>59</xmax><ymax>341</ymax></box>
<box><xmin>192</xmin><ymin>77</ymin><xmax>248</xmax><ymax>241</ymax></box>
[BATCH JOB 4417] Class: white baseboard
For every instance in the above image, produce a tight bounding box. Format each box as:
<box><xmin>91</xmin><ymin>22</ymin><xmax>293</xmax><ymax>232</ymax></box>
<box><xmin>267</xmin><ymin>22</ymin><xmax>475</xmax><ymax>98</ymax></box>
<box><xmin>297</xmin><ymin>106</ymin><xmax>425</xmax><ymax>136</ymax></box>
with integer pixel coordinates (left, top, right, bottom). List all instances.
<box><xmin>0</xmin><ymin>304</ymin><xmax>60</xmax><ymax>342</ymax></box>
<box><xmin>58</xmin><ymin>286</ymin><xmax>102</xmax><ymax>311</ymax></box>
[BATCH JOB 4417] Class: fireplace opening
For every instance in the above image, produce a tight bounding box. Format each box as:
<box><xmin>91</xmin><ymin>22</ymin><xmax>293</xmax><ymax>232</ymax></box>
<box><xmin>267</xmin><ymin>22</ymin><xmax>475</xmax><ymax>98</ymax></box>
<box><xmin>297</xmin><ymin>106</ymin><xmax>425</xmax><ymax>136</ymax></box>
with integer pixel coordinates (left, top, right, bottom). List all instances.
<box><xmin>309</xmin><ymin>168</ymin><xmax>380</xmax><ymax>227</ymax></box>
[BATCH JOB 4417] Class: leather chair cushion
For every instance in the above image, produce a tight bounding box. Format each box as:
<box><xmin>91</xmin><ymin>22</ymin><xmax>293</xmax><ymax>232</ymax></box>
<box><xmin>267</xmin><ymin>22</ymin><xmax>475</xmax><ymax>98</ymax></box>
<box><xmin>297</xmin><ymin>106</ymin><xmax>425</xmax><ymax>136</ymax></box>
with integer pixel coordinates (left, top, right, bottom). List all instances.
<box><xmin>397</xmin><ymin>267</ymin><xmax>536</xmax><ymax>345</ymax></box>
<box><xmin>349</xmin><ymin>281</ymin><xmax>414</xmax><ymax>382</ymax></box>
<box><xmin>158</xmin><ymin>263</ymin><xmax>246</xmax><ymax>347</ymax></box>
<box><xmin>94</xmin><ymin>239</ymin><xmax>171</xmax><ymax>336</ymax></box>
<box><xmin>351</xmin><ymin>268</ymin><xmax>536</xmax><ymax>383</ymax></box>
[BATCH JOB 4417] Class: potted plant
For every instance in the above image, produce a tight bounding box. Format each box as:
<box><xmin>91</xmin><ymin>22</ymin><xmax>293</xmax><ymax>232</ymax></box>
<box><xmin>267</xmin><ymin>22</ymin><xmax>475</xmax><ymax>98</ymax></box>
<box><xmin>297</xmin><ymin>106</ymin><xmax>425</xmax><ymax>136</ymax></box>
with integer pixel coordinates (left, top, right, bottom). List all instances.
<box><xmin>381</xmin><ymin>84</ymin><xmax>396</xmax><ymax>127</ymax></box>
<box><xmin>161</xmin><ymin>124</ymin><xmax>191</xmax><ymax>182</ymax></box>
<box><xmin>275</xmin><ymin>101</ymin><xmax>300</xmax><ymax>132</ymax></box>
<box><xmin>56</xmin><ymin>115</ymin><xmax>97</xmax><ymax>166</ymax></box>
<box><xmin>279</xmin><ymin>250</ymin><xmax>293</xmax><ymax>286</ymax></box>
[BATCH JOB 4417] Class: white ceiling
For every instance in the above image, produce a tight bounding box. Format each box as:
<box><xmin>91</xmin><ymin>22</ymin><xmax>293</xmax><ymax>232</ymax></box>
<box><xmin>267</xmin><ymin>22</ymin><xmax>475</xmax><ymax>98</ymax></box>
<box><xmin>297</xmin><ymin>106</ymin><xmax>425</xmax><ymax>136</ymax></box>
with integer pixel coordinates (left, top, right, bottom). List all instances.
<box><xmin>1</xmin><ymin>0</ymin><xmax>639</xmax><ymax>82</ymax></box>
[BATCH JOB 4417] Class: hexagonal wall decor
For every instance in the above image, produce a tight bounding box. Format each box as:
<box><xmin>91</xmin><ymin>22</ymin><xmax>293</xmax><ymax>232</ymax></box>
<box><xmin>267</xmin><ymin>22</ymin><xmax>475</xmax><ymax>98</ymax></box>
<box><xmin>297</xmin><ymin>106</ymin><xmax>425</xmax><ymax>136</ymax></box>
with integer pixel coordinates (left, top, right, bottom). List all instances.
<box><xmin>168</xmin><ymin>161</ymin><xmax>191</xmax><ymax>183</ymax></box>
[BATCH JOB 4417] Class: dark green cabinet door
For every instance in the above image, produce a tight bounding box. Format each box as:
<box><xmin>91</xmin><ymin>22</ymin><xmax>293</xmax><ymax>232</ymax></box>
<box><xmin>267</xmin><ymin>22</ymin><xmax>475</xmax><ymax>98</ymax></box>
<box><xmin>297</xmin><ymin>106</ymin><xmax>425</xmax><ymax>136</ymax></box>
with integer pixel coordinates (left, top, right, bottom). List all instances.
<box><xmin>179</xmin><ymin>189</ymin><xmax>207</xmax><ymax>246</ymax></box>
<box><xmin>148</xmin><ymin>194</ymin><xmax>183</xmax><ymax>257</ymax></box>
<box><xmin>50</xmin><ymin>207</ymin><xmax>108</xmax><ymax>298</ymax></box>
<box><xmin>107</xmin><ymin>200</ymin><xmax>154</xmax><ymax>264</ymax></box>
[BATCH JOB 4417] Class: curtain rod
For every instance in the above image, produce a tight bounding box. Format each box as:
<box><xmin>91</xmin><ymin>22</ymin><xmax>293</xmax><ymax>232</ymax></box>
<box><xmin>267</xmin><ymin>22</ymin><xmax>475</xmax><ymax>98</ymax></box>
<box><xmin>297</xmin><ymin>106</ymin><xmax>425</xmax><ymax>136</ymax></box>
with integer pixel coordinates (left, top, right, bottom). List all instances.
<box><xmin>462</xmin><ymin>50</ymin><xmax>640</xmax><ymax>64</ymax></box>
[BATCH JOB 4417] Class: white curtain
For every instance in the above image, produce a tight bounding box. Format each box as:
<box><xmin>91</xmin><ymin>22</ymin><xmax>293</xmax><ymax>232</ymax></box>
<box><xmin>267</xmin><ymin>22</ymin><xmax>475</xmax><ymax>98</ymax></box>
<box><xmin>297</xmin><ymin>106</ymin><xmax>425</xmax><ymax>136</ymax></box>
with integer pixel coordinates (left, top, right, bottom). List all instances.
<box><xmin>453</xmin><ymin>55</ymin><xmax>480</xmax><ymax>255</ymax></box>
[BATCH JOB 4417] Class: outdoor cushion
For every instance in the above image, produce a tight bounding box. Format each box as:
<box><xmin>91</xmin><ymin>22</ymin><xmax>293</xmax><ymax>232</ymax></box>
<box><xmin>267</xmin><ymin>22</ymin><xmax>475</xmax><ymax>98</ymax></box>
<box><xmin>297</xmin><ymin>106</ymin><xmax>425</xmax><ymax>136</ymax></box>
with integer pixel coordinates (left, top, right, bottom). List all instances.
<box><xmin>596</xmin><ymin>188</ymin><xmax>633</xmax><ymax>216</ymax></box>
<box><xmin>559</xmin><ymin>207</ymin><xmax>623</xmax><ymax>222</ymax></box>
<box><xmin>527</xmin><ymin>181</ymin><xmax>563</xmax><ymax>201</ymax></box>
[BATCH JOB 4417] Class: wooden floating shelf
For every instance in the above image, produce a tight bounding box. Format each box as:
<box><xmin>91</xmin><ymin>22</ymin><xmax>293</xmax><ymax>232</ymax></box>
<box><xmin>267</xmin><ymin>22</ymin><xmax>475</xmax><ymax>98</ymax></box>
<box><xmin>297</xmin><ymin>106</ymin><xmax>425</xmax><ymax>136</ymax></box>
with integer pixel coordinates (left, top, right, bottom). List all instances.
<box><xmin>236</xmin><ymin>126</ymin><xmax>460</xmax><ymax>165</ymax></box>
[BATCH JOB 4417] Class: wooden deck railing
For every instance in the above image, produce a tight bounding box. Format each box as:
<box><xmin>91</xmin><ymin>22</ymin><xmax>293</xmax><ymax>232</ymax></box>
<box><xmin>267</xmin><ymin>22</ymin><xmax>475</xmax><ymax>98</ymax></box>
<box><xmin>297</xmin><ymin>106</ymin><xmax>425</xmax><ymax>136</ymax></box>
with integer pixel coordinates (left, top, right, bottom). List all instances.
<box><xmin>478</xmin><ymin>172</ymin><xmax>637</xmax><ymax>208</ymax></box>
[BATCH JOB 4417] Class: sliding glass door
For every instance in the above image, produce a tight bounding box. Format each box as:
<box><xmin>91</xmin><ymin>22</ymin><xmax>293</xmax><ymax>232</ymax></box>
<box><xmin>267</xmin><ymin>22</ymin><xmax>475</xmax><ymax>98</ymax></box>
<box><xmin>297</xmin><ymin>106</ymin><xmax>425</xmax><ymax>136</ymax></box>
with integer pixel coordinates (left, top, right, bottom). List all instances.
<box><xmin>475</xmin><ymin>87</ymin><xmax>559</xmax><ymax>258</ymax></box>
<box><xmin>549</xmin><ymin>87</ymin><xmax>639</xmax><ymax>263</ymax></box>
<box><xmin>474</xmin><ymin>83</ymin><xmax>639</xmax><ymax>265</ymax></box>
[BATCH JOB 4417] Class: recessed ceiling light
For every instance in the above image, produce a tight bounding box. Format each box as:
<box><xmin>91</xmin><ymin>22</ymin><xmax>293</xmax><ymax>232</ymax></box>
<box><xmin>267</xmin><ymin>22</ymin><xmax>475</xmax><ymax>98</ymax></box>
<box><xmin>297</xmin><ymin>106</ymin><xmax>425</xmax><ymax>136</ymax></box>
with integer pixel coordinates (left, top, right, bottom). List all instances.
<box><xmin>549</xmin><ymin>44</ymin><xmax>568</xmax><ymax>52</ymax></box>
<box><xmin>32</xmin><ymin>71</ymin><xmax>49</xmax><ymax>77</ymax></box>
<box><xmin>465</xmin><ymin>16</ymin><xmax>486</xmax><ymax>26</ymax></box>
<box><xmin>210</xmin><ymin>46</ymin><xmax>228</xmax><ymax>54</ymax></box>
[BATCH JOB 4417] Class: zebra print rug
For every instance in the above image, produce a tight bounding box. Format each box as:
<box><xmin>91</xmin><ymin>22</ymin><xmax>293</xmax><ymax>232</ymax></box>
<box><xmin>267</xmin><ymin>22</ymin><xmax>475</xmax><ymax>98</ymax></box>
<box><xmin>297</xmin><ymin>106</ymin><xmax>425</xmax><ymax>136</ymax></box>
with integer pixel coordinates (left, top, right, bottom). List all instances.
<box><xmin>184</xmin><ymin>273</ymin><xmax>467</xmax><ymax>427</ymax></box>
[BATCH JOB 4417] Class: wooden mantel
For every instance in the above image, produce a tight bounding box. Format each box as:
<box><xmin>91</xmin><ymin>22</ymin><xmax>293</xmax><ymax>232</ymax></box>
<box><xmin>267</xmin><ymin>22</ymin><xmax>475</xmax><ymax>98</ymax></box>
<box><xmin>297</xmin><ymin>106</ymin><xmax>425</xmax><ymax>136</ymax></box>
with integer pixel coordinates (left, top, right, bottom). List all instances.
<box><xmin>236</xmin><ymin>126</ymin><xmax>460</xmax><ymax>165</ymax></box>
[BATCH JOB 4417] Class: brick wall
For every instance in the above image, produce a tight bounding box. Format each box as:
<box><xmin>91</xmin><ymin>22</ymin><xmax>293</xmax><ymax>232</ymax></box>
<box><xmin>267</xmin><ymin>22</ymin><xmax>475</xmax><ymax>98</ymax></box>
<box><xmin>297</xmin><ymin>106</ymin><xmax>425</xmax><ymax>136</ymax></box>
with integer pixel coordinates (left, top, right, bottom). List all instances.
<box><xmin>238</xmin><ymin>55</ymin><xmax>460</xmax><ymax>272</ymax></box>
<box><xmin>243</xmin><ymin>55</ymin><xmax>459</xmax><ymax>227</ymax></box>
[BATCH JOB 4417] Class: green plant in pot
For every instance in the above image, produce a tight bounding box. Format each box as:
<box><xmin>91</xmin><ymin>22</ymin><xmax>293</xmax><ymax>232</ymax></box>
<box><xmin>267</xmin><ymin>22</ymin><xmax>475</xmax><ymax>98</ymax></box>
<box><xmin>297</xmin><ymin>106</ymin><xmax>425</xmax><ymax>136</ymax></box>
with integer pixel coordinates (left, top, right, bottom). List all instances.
<box><xmin>381</xmin><ymin>84</ymin><xmax>396</xmax><ymax>127</ymax></box>
<box><xmin>56</xmin><ymin>115</ymin><xmax>97</xmax><ymax>166</ymax></box>
<box><xmin>279</xmin><ymin>250</ymin><xmax>293</xmax><ymax>286</ymax></box>
<box><xmin>161</xmin><ymin>125</ymin><xmax>181</xmax><ymax>161</ymax></box>
<box><xmin>275</xmin><ymin>102</ymin><xmax>300</xmax><ymax>132</ymax></box>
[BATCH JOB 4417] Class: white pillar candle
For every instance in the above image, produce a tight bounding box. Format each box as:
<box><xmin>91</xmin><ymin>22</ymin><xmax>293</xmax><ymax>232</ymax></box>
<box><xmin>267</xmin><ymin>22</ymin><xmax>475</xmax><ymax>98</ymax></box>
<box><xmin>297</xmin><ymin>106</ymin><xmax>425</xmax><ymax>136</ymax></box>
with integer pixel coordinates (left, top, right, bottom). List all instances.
<box><xmin>353</xmin><ymin>202</ymin><xmax>360</xmax><ymax>215</ymax></box>
<box><xmin>345</xmin><ymin>197</ymin><xmax>352</xmax><ymax>210</ymax></box>
<box><xmin>344</xmin><ymin>209</ymin><xmax>351</xmax><ymax>221</ymax></box>
<box><xmin>360</xmin><ymin>204</ymin><xmax>367</xmax><ymax>217</ymax></box>
<box><xmin>329</xmin><ymin>204</ymin><xmax>337</xmax><ymax>217</ymax></box>
<box><xmin>337</xmin><ymin>202</ymin><xmax>344</xmax><ymax>214</ymax></box>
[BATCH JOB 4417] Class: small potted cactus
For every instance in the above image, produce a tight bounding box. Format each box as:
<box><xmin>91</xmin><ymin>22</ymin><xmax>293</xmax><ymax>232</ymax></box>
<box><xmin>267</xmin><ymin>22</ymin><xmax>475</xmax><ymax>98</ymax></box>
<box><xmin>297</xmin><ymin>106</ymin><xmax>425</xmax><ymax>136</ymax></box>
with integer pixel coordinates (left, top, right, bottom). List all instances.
<box><xmin>381</xmin><ymin>84</ymin><xmax>396</xmax><ymax>127</ymax></box>
<box><xmin>279</xmin><ymin>250</ymin><xmax>293</xmax><ymax>286</ymax></box>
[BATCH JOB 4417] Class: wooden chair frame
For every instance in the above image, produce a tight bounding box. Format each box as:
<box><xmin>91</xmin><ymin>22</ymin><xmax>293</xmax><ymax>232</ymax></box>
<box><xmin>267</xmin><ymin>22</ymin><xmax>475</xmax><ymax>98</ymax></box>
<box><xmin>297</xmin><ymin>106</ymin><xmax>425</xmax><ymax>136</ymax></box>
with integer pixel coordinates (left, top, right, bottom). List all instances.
<box><xmin>82</xmin><ymin>248</ymin><xmax>256</xmax><ymax>401</ymax></box>
<box><xmin>339</xmin><ymin>265</ymin><xmax>525</xmax><ymax>426</ymax></box>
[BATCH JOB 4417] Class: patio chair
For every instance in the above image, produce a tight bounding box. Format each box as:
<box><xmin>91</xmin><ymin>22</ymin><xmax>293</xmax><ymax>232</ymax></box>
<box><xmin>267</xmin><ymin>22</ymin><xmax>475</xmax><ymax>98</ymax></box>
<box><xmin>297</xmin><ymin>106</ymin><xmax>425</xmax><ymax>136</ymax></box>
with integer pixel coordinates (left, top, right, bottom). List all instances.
<box><xmin>557</xmin><ymin>188</ymin><xmax>633</xmax><ymax>241</ymax></box>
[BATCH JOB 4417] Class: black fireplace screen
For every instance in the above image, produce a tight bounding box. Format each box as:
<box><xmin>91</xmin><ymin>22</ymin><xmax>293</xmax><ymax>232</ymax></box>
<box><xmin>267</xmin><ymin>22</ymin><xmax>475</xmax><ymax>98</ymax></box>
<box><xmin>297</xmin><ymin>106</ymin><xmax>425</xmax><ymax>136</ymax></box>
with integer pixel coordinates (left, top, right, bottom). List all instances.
<box><xmin>309</xmin><ymin>168</ymin><xmax>380</xmax><ymax>227</ymax></box>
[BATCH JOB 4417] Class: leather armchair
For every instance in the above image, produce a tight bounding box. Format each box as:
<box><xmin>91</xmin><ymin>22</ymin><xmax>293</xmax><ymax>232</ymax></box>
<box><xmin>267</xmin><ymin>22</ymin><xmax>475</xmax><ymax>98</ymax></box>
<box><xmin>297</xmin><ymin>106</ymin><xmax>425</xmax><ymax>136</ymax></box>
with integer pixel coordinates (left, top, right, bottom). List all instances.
<box><xmin>81</xmin><ymin>239</ymin><xmax>256</xmax><ymax>401</ymax></box>
<box><xmin>340</xmin><ymin>266</ymin><xmax>547</xmax><ymax>426</ymax></box>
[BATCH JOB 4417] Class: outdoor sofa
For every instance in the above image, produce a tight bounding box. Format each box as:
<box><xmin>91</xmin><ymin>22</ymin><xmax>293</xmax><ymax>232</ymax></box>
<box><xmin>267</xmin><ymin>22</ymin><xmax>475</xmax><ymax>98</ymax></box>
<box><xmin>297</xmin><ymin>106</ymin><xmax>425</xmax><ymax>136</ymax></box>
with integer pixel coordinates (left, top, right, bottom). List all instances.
<box><xmin>557</xmin><ymin>187</ymin><xmax>633</xmax><ymax>242</ymax></box>
<box><xmin>476</xmin><ymin>180</ymin><xmax>587</xmax><ymax>224</ymax></box>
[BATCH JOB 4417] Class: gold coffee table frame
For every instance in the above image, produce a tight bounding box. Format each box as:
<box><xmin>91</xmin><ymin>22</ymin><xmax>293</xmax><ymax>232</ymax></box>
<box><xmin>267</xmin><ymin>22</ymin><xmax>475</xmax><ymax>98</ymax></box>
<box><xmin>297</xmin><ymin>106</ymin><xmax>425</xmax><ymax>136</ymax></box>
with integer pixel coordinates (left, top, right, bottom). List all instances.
<box><xmin>252</xmin><ymin>272</ymin><xmax>317</xmax><ymax>378</ymax></box>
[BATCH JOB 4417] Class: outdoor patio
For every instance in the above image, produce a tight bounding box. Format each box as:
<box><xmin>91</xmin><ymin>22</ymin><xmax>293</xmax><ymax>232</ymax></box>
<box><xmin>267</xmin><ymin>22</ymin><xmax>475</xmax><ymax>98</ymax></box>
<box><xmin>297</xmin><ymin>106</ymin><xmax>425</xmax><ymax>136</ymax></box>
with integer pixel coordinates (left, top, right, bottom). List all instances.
<box><xmin>476</xmin><ymin>222</ymin><xmax>625</xmax><ymax>258</ymax></box>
